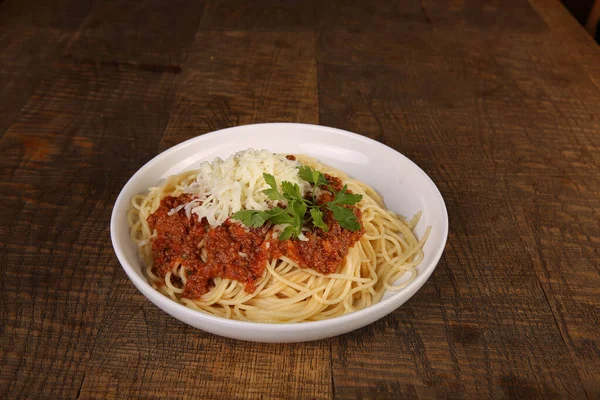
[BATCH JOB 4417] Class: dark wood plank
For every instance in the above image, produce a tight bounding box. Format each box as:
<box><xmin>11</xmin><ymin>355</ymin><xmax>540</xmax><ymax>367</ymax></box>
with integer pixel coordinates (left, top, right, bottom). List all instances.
<box><xmin>0</xmin><ymin>0</ymin><xmax>92</xmax><ymax>30</ymax></box>
<box><xmin>316</xmin><ymin>0</ymin><xmax>547</xmax><ymax>67</ymax></box>
<box><xmin>63</xmin><ymin>0</ymin><xmax>205</xmax><ymax>66</ymax></box>
<box><xmin>80</xmin><ymin>328</ymin><xmax>331</xmax><ymax>399</ymax></box>
<box><xmin>1</xmin><ymin>2</ymin><xmax>207</xmax><ymax>397</ymax></box>
<box><xmin>160</xmin><ymin>29</ymin><xmax>318</xmax><ymax>148</ymax></box>
<box><xmin>530</xmin><ymin>0</ymin><xmax>600</xmax><ymax>89</ymax></box>
<box><xmin>0</xmin><ymin>59</ymin><xmax>181</xmax><ymax>399</ymax></box>
<box><xmin>420</xmin><ymin>0</ymin><xmax>547</xmax><ymax>32</ymax></box>
<box><xmin>0</xmin><ymin>0</ymin><xmax>94</xmax><ymax>138</ymax></box>
<box><xmin>199</xmin><ymin>0</ymin><xmax>318</xmax><ymax>31</ymax></box>
<box><xmin>316</xmin><ymin>1</ymin><xmax>600</xmax><ymax>398</ymax></box>
<box><xmin>333</xmin><ymin>275</ymin><xmax>585</xmax><ymax>398</ymax></box>
<box><xmin>488</xmin><ymin>15</ymin><xmax>600</xmax><ymax>399</ymax></box>
<box><xmin>482</xmin><ymin>3</ymin><xmax>600</xmax><ymax>395</ymax></box>
<box><xmin>318</xmin><ymin>58</ymin><xmax>590</xmax><ymax>398</ymax></box>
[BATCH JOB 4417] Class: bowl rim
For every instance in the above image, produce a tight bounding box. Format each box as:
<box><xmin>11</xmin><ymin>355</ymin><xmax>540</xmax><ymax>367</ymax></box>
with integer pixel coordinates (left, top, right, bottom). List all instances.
<box><xmin>110</xmin><ymin>122</ymin><xmax>448</xmax><ymax>331</ymax></box>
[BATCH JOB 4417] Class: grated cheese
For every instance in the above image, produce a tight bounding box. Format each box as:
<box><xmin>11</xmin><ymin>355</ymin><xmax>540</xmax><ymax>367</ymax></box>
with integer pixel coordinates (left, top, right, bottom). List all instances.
<box><xmin>176</xmin><ymin>149</ymin><xmax>310</xmax><ymax>227</ymax></box>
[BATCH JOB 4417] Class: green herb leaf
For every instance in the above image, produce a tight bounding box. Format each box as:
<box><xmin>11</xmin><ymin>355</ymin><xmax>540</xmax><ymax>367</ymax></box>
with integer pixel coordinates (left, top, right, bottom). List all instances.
<box><xmin>281</xmin><ymin>181</ymin><xmax>302</xmax><ymax>201</ymax></box>
<box><xmin>297</xmin><ymin>165</ymin><xmax>316</xmax><ymax>184</ymax></box>
<box><xmin>333</xmin><ymin>185</ymin><xmax>363</xmax><ymax>205</ymax></box>
<box><xmin>292</xmin><ymin>200</ymin><xmax>307</xmax><ymax>221</ymax></box>
<box><xmin>232</xmin><ymin>207</ymin><xmax>295</xmax><ymax>231</ymax></box>
<box><xmin>266</xmin><ymin>207</ymin><xmax>294</xmax><ymax>225</ymax></box>
<box><xmin>327</xmin><ymin>203</ymin><xmax>361</xmax><ymax>231</ymax></box>
<box><xmin>298</xmin><ymin>166</ymin><xmax>319</xmax><ymax>185</ymax></box>
<box><xmin>278</xmin><ymin>225</ymin><xmax>295</xmax><ymax>241</ymax></box>
<box><xmin>236</xmin><ymin>166</ymin><xmax>362</xmax><ymax>239</ymax></box>
<box><xmin>310</xmin><ymin>208</ymin><xmax>328</xmax><ymax>231</ymax></box>
<box><xmin>231</xmin><ymin>209</ymin><xmax>271</xmax><ymax>228</ymax></box>
<box><xmin>262</xmin><ymin>173</ymin><xmax>284</xmax><ymax>200</ymax></box>
<box><xmin>298</xmin><ymin>165</ymin><xmax>328</xmax><ymax>187</ymax></box>
<box><xmin>291</xmin><ymin>200</ymin><xmax>307</xmax><ymax>236</ymax></box>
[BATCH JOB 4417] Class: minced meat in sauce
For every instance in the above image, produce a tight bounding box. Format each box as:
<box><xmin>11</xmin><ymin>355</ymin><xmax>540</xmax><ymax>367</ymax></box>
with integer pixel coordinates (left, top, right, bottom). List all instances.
<box><xmin>147</xmin><ymin>175</ymin><xmax>363</xmax><ymax>299</ymax></box>
<box><xmin>270</xmin><ymin>204</ymin><xmax>363</xmax><ymax>274</ymax></box>
<box><xmin>147</xmin><ymin>194</ymin><xmax>207</xmax><ymax>277</ymax></box>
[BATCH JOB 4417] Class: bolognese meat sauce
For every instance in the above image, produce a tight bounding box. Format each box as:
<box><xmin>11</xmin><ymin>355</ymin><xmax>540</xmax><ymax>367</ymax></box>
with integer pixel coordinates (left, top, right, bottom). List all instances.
<box><xmin>185</xmin><ymin>221</ymin><xmax>270</xmax><ymax>298</ymax></box>
<box><xmin>148</xmin><ymin>183</ymin><xmax>364</xmax><ymax>299</ymax></box>
<box><xmin>147</xmin><ymin>194</ymin><xmax>207</xmax><ymax>277</ymax></box>
<box><xmin>270</xmin><ymin>192</ymin><xmax>363</xmax><ymax>274</ymax></box>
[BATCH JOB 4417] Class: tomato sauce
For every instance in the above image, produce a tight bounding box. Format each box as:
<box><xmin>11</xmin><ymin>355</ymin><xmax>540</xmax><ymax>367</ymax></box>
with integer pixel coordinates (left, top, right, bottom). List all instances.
<box><xmin>147</xmin><ymin>194</ymin><xmax>207</xmax><ymax>277</ymax></box>
<box><xmin>185</xmin><ymin>221</ymin><xmax>270</xmax><ymax>298</ymax></box>
<box><xmin>269</xmin><ymin>207</ymin><xmax>363</xmax><ymax>274</ymax></box>
<box><xmin>148</xmin><ymin>188</ymin><xmax>363</xmax><ymax>299</ymax></box>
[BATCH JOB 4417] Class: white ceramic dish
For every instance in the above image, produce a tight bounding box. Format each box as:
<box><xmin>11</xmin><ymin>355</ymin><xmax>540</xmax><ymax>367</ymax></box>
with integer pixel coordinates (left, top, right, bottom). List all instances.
<box><xmin>110</xmin><ymin>123</ymin><xmax>448</xmax><ymax>343</ymax></box>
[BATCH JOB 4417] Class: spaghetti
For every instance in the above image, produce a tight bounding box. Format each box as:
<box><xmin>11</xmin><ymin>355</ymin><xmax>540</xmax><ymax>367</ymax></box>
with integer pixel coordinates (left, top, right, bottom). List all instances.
<box><xmin>127</xmin><ymin>151</ymin><xmax>429</xmax><ymax>323</ymax></box>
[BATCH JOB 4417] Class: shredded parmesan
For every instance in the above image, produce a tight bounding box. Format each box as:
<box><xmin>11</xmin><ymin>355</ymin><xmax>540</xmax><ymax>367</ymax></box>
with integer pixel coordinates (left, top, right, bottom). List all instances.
<box><xmin>176</xmin><ymin>149</ymin><xmax>310</xmax><ymax>227</ymax></box>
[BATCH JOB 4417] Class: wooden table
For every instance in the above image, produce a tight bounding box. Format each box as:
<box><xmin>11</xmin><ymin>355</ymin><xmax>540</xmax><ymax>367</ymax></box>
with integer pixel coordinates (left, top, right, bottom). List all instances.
<box><xmin>2</xmin><ymin>0</ymin><xmax>599</xmax><ymax>398</ymax></box>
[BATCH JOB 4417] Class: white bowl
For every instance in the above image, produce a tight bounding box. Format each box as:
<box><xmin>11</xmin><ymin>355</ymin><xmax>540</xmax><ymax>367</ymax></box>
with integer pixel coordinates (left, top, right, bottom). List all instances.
<box><xmin>110</xmin><ymin>123</ymin><xmax>448</xmax><ymax>343</ymax></box>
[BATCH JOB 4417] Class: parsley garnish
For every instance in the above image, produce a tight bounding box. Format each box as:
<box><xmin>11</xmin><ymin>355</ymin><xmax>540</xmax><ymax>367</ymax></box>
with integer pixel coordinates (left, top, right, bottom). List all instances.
<box><xmin>298</xmin><ymin>165</ymin><xmax>328</xmax><ymax>187</ymax></box>
<box><xmin>232</xmin><ymin>167</ymin><xmax>363</xmax><ymax>240</ymax></box>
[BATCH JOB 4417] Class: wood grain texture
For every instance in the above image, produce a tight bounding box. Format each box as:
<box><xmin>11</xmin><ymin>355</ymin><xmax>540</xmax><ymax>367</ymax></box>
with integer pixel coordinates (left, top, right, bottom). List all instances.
<box><xmin>199</xmin><ymin>0</ymin><xmax>319</xmax><ymax>31</ymax></box>
<box><xmin>63</xmin><ymin>0</ymin><xmax>204</xmax><ymax>67</ymax></box>
<box><xmin>0</xmin><ymin>0</ymin><xmax>94</xmax><ymax>138</ymax></box>
<box><xmin>0</xmin><ymin>59</ymin><xmax>181</xmax><ymax>398</ymax></box>
<box><xmin>531</xmin><ymin>0</ymin><xmax>600</xmax><ymax>89</ymax></box>
<box><xmin>316</xmin><ymin>2</ymin><xmax>599</xmax><ymax>395</ymax></box>
<box><xmin>1</xmin><ymin>0</ymin><xmax>600</xmax><ymax>399</ymax></box>
<box><xmin>160</xmin><ymin>29</ymin><xmax>318</xmax><ymax>148</ymax></box>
